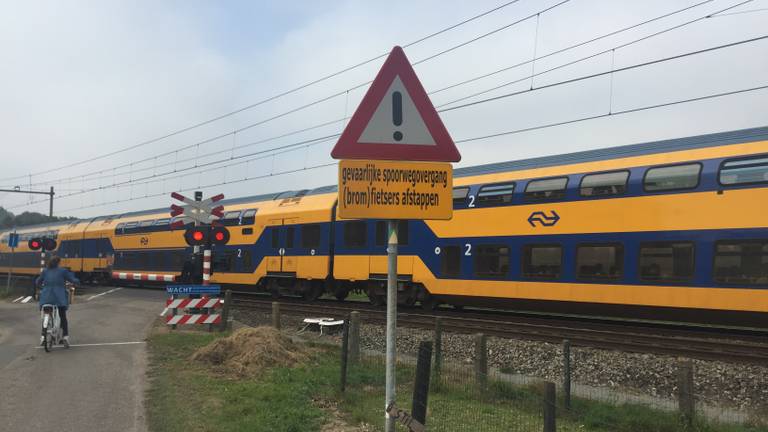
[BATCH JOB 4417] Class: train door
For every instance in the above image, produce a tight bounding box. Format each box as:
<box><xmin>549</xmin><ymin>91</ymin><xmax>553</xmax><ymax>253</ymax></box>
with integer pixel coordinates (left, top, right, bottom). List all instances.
<box><xmin>96</xmin><ymin>233</ymin><xmax>108</xmax><ymax>270</ymax></box>
<box><xmin>369</xmin><ymin>220</ymin><xmax>413</xmax><ymax>275</ymax></box>
<box><xmin>267</xmin><ymin>218</ymin><xmax>298</xmax><ymax>274</ymax></box>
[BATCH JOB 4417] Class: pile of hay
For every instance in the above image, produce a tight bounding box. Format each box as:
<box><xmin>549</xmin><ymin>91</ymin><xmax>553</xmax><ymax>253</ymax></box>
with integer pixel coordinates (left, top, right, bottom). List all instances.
<box><xmin>191</xmin><ymin>326</ymin><xmax>309</xmax><ymax>377</ymax></box>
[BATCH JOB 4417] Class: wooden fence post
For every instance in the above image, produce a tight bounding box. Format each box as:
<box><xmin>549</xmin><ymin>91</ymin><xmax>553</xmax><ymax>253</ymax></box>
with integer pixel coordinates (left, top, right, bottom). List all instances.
<box><xmin>272</xmin><ymin>301</ymin><xmax>281</xmax><ymax>330</ymax></box>
<box><xmin>433</xmin><ymin>317</ymin><xmax>443</xmax><ymax>388</ymax></box>
<box><xmin>543</xmin><ymin>381</ymin><xmax>556</xmax><ymax>432</ymax></box>
<box><xmin>563</xmin><ymin>339</ymin><xmax>571</xmax><ymax>409</ymax></box>
<box><xmin>411</xmin><ymin>341</ymin><xmax>433</xmax><ymax>426</ymax></box>
<box><xmin>474</xmin><ymin>333</ymin><xmax>487</xmax><ymax>391</ymax></box>
<box><xmin>219</xmin><ymin>289</ymin><xmax>232</xmax><ymax>332</ymax></box>
<box><xmin>349</xmin><ymin>311</ymin><xmax>361</xmax><ymax>364</ymax></box>
<box><xmin>677</xmin><ymin>359</ymin><xmax>695</xmax><ymax>426</ymax></box>
<box><xmin>340</xmin><ymin>317</ymin><xmax>350</xmax><ymax>392</ymax></box>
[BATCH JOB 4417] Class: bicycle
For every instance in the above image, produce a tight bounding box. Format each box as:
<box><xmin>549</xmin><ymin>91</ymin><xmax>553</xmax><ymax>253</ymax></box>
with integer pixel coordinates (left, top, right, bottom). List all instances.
<box><xmin>39</xmin><ymin>284</ymin><xmax>75</xmax><ymax>352</ymax></box>
<box><xmin>40</xmin><ymin>304</ymin><xmax>67</xmax><ymax>352</ymax></box>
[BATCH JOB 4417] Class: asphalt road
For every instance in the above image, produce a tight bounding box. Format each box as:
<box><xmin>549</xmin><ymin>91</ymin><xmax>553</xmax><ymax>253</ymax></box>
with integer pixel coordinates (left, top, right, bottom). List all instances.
<box><xmin>0</xmin><ymin>287</ymin><xmax>166</xmax><ymax>432</ymax></box>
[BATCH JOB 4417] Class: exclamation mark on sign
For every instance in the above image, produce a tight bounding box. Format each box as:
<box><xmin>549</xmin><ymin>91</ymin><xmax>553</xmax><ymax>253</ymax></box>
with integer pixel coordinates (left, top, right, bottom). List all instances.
<box><xmin>392</xmin><ymin>91</ymin><xmax>403</xmax><ymax>142</ymax></box>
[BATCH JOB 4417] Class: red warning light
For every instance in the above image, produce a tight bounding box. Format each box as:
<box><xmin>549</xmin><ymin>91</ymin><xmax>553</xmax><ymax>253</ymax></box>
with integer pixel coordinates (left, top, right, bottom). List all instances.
<box><xmin>210</xmin><ymin>226</ymin><xmax>230</xmax><ymax>245</ymax></box>
<box><xmin>31</xmin><ymin>240</ymin><xmax>40</xmax><ymax>249</ymax></box>
<box><xmin>183</xmin><ymin>227</ymin><xmax>208</xmax><ymax>246</ymax></box>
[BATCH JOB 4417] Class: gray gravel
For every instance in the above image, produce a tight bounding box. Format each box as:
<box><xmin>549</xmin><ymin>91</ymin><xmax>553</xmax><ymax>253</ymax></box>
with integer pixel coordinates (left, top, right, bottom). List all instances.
<box><xmin>234</xmin><ymin>306</ymin><xmax>768</xmax><ymax>417</ymax></box>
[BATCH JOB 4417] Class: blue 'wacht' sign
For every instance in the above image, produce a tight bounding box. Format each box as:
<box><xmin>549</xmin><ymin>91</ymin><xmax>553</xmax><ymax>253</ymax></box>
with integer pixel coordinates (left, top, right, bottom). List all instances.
<box><xmin>166</xmin><ymin>284</ymin><xmax>221</xmax><ymax>295</ymax></box>
<box><xmin>8</xmin><ymin>233</ymin><xmax>19</xmax><ymax>248</ymax></box>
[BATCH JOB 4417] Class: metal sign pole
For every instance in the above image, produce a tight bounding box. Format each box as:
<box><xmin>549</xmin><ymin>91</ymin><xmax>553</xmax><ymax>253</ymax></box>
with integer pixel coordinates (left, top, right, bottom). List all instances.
<box><xmin>385</xmin><ymin>219</ymin><xmax>398</xmax><ymax>432</ymax></box>
<box><xmin>5</xmin><ymin>246</ymin><xmax>13</xmax><ymax>295</ymax></box>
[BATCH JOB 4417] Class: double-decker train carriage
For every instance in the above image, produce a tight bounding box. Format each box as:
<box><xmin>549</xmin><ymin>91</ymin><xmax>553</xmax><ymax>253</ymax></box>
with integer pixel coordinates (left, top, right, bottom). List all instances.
<box><xmin>1</xmin><ymin>126</ymin><xmax>766</xmax><ymax>326</ymax></box>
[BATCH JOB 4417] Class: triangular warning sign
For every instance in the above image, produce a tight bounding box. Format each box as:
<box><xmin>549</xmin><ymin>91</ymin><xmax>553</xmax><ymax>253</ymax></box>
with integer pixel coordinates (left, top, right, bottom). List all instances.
<box><xmin>331</xmin><ymin>46</ymin><xmax>461</xmax><ymax>162</ymax></box>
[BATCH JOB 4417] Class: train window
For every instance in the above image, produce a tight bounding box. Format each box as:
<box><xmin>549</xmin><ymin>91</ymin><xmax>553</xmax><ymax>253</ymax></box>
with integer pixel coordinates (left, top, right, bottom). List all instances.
<box><xmin>286</xmin><ymin>226</ymin><xmax>295</xmax><ymax>248</ymax></box>
<box><xmin>241</xmin><ymin>209</ymin><xmax>257</xmax><ymax>225</ymax></box>
<box><xmin>170</xmin><ymin>250</ymin><xmax>185</xmax><ymax>269</ymax></box>
<box><xmin>714</xmin><ymin>240</ymin><xmax>768</xmax><ymax>286</ymax></box>
<box><xmin>153</xmin><ymin>218</ymin><xmax>170</xmax><ymax>232</ymax></box>
<box><xmin>580</xmin><ymin>171</ymin><xmax>629</xmax><ymax>197</ymax></box>
<box><xmin>644</xmin><ymin>163</ymin><xmax>701</xmax><ymax>192</ymax></box>
<box><xmin>524</xmin><ymin>177</ymin><xmax>568</xmax><ymax>201</ymax></box>
<box><xmin>639</xmin><ymin>242</ymin><xmax>694</xmax><ymax>282</ymax></box>
<box><xmin>343</xmin><ymin>221</ymin><xmax>367</xmax><ymax>248</ymax></box>
<box><xmin>474</xmin><ymin>245</ymin><xmax>510</xmax><ymax>279</ymax></box>
<box><xmin>522</xmin><ymin>244</ymin><xmax>562</xmax><ymax>279</ymax></box>
<box><xmin>139</xmin><ymin>220</ymin><xmax>155</xmax><ymax>229</ymax></box>
<box><xmin>221</xmin><ymin>211</ymin><xmax>242</xmax><ymax>226</ymax></box>
<box><xmin>375</xmin><ymin>221</ymin><xmax>409</xmax><ymax>246</ymax></box>
<box><xmin>271</xmin><ymin>228</ymin><xmax>280</xmax><ymax>249</ymax></box>
<box><xmin>301</xmin><ymin>224</ymin><xmax>321</xmax><ymax>249</ymax></box>
<box><xmin>453</xmin><ymin>187</ymin><xmax>470</xmax><ymax>206</ymax></box>
<box><xmin>477</xmin><ymin>182</ymin><xmax>515</xmax><ymax>205</ymax></box>
<box><xmin>441</xmin><ymin>245</ymin><xmax>461</xmax><ymax>277</ymax></box>
<box><xmin>719</xmin><ymin>155</ymin><xmax>768</xmax><ymax>186</ymax></box>
<box><xmin>123</xmin><ymin>222</ymin><xmax>138</xmax><ymax>234</ymax></box>
<box><xmin>115</xmin><ymin>223</ymin><xmax>125</xmax><ymax>235</ymax></box>
<box><xmin>169</xmin><ymin>217</ymin><xmax>192</xmax><ymax>230</ymax></box>
<box><xmin>576</xmin><ymin>243</ymin><xmax>624</xmax><ymax>280</ymax></box>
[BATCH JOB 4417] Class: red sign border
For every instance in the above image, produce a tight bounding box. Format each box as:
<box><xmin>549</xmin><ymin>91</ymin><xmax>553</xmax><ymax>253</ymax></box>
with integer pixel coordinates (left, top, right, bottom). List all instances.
<box><xmin>331</xmin><ymin>46</ymin><xmax>461</xmax><ymax>162</ymax></box>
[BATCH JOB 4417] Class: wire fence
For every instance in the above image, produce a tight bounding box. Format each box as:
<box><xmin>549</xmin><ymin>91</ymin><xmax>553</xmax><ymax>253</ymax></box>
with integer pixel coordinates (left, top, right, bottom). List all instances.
<box><xmin>335</xmin><ymin>316</ymin><xmax>768</xmax><ymax>432</ymax></box>
<box><xmin>233</xmin><ymin>303</ymin><xmax>768</xmax><ymax>432</ymax></box>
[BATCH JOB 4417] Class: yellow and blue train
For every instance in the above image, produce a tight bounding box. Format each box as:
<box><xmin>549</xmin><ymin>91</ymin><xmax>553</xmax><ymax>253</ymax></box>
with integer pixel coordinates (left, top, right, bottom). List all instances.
<box><xmin>2</xmin><ymin>126</ymin><xmax>767</xmax><ymax>325</ymax></box>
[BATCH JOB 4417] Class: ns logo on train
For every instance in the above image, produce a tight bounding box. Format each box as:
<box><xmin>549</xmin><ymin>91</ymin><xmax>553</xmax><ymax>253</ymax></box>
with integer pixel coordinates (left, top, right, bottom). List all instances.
<box><xmin>528</xmin><ymin>210</ymin><xmax>560</xmax><ymax>227</ymax></box>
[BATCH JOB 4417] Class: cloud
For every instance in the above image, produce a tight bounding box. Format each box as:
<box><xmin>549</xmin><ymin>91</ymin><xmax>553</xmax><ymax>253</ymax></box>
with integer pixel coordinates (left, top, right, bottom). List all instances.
<box><xmin>0</xmin><ymin>0</ymin><xmax>766</xmax><ymax>217</ymax></box>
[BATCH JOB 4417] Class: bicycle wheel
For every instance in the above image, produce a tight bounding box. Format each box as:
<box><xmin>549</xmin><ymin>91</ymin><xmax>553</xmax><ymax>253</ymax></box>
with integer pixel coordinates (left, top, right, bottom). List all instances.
<box><xmin>44</xmin><ymin>333</ymin><xmax>52</xmax><ymax>352</ymax></box>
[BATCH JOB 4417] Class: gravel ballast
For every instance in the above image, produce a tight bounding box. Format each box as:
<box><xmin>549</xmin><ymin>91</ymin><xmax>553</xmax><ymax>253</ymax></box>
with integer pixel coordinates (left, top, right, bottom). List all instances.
<box><xmin>234</xmin><ymin>306</ymin><xmax>768</xmax><ymax>419</ymax></box>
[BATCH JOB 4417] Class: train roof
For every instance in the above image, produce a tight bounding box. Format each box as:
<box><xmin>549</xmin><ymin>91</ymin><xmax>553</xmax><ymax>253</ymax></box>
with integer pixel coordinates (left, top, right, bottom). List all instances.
<box><xmin>454</xmin><ymin>125</ymin><xmax>768</xmax><ymax>178</ymax></box>
<box><xmin>3</xmin><ymin>125</ymin><xmax>766</xmax><ymax>230</ymax></box>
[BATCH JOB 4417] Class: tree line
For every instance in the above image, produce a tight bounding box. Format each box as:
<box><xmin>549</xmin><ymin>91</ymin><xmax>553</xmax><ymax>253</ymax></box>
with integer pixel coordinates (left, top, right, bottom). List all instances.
<box><xmin>0</xmin><ymin>206</ymin><xmax>76</xmax><ymax>229</ymax></box>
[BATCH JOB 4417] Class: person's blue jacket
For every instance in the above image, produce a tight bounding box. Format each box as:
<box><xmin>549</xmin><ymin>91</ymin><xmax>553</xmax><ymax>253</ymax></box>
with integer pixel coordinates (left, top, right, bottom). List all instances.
<box><xmin>36</xmin><ymin>267</ymin><xmax>79</xmax><ymax>308</ymax></box>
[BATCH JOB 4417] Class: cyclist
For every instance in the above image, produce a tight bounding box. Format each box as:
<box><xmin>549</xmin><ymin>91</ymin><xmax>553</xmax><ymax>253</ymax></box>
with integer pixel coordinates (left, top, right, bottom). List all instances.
<box><xmin>35</xmin><ymin>256</ymin><xmax>80</xmax><ymax>346</ymax></box>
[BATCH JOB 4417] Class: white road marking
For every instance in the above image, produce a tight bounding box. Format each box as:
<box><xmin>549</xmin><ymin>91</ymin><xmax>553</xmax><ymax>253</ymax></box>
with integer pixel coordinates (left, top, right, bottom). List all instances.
<box><xmin>12</xmin><ymin>296</ymin><xmax>24</xmax><ymax>303</ymax></box>
<box><xmin>20</xmin><ymin>296</ymin><xmax>33</xmax><ymax>303</ymax></box>
<box><xmin>86</xmin><ymin>287</ymin><xmax>122</xmax><ymax>301</ymax></box>
<box><xmin>34</xmin><ymin>341</ymin><xmax>145</xmax><ymax>349</ymax></box>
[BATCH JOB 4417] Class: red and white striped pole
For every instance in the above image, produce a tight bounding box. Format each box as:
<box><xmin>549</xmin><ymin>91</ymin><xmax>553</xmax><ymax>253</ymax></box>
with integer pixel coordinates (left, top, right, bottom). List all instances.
<box><xmin>202</xmin><ymin>248</ymin><xmax>211</xmax><ymax>286</ymax></box>
<box><xmin>37</xmin><ymin>251</ymin><xmax>45</xmax><ymax>300</ymax></box>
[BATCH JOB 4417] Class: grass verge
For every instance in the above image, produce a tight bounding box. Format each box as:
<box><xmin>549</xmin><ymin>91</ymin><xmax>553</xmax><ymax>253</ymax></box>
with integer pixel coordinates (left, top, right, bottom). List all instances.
<box><xmin>146</xmin><ymin>329</ymin><xmax>767</xmax><ymax>432</ymax></box>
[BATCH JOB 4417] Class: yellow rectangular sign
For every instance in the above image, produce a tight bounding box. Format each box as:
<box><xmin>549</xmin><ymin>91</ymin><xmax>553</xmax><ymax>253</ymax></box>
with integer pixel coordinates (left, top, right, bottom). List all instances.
<box><xmin>338</xmin><ymin>159</ymin><xmax>453</xmax><ymax>220</ymax></box>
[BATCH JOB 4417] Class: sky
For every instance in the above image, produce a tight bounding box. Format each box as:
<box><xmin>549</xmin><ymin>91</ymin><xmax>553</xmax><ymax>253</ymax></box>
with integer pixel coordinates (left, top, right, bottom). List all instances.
<box><xmin>0</xmin><ymin>0</ymin><xmax>766</xmax><ymax>218</ymax></box>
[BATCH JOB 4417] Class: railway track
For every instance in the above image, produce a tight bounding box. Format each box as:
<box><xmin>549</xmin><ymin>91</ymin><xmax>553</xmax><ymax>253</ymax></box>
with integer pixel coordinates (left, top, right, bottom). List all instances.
<box><xmin>232</xmin><ymin>294</ymin><xmax>768</xmax><ymax>365</ymax></box>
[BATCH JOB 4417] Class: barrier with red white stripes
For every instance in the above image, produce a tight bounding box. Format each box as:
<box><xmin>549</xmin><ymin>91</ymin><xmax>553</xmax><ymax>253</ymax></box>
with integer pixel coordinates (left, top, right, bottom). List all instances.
<box><xmin>166</xmin><ymin>313</ymin><xmax>222</xmax><ymax>326</ymax></box>
<box><xmin>165</xmin><ymin>297</ymin><xmax>222</xmax><ymax>310</ymax></box>
<box><xmin>113</xmin><ymin>272</ymin><xmax>177</xmax><ymax>282</ymax></box>
<box><xmin>162</xmin><ymin>284</ymin><xmax>229</xmax><ymax>330</ymax></box>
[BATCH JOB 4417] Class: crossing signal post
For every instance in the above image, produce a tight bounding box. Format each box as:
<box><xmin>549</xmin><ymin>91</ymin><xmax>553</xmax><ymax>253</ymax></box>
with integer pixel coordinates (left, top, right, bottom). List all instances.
<box><xmin>28</xmin><ymin>235</ymin><xmax>58</xmax><ymax>299</ymax></box>
<box><xmin>170</xmin><ymin>191</ymin><xmax>228</xmax><ymax>287</ymax></box>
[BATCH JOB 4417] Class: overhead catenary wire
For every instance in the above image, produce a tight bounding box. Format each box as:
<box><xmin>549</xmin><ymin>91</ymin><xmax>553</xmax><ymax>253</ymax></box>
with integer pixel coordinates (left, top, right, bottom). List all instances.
<box><xmin>454</xmin><ymin>84</ymin><xmax>768</xmax><ymax>144</ymax></box>
<box><xmin>0</xmin><ymin>0</ymin><xmax>528</xmax><ymax>184</ymax></box>
<box><xmin>428</xmin><ymin>0</ymin><xmax>715</xmax><ymax>95</ymax></box>
<box><xmin>436</xmin><ymin>0</ymin><xmax>756</xmax><ymax>108</ymax></box>
<box><xmin>45</xmin><ymin>84</ymin><xmax>768</xmax><ymax>216</ymax></box>
<box><xmin>8</xmin><ymin>1</ymin><xmax>764</xmax><ymax>213</ymax></box>
<box><xmin>11</xmin><ymin>0</ymin><xmax>717</xmax><ymax>190</ymax></box>
<box><xmin>439</xmin><ymin>34</ymin><xmax>768</xmax><ymax>112</ymax></box>
<box><xmin>6</xmin><ymin>134</ymin><xmax>340</xmax><ymax>210</ymax></box>
<box><xmin>10</xmin><ymin>32</ymin><xmax>768</xmax><ymax>210</ymax></box>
